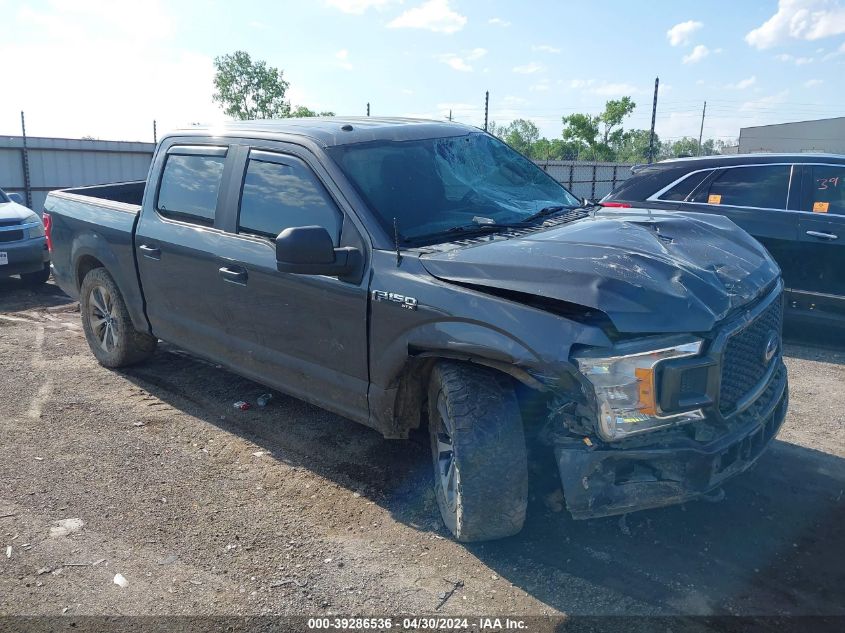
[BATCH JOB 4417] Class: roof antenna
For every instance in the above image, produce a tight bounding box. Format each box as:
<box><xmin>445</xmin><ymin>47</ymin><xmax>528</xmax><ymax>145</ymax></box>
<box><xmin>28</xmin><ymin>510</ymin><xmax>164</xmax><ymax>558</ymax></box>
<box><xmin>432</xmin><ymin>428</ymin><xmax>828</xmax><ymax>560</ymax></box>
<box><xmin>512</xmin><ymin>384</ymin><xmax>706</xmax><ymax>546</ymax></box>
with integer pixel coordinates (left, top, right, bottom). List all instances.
<box><xmin>393</xmin><ymin>217</ymin><xmax>402</xmax><ymax>267</ymax></box>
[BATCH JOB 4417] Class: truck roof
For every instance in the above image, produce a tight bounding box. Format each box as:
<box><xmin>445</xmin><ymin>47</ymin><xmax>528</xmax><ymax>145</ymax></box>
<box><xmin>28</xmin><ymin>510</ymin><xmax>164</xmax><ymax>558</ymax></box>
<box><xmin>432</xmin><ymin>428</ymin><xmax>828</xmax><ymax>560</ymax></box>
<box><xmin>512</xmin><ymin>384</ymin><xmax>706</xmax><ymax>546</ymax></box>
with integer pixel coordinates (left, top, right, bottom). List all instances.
<box><xmin>171</xmin><ymin>117</ymin><xmax>479</xmax><ymax>147</ymax></box>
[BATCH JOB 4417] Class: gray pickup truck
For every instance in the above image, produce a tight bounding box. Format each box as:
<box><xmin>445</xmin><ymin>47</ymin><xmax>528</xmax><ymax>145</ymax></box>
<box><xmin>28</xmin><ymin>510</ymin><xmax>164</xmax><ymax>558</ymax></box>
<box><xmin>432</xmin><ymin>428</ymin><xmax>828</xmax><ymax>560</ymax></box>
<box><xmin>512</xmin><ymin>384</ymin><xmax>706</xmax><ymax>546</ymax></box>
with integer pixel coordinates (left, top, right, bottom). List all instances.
<box><xmin>45</xmin><ymin>118</ymin><xmax>787</xmax><ymax>541</ymax></box>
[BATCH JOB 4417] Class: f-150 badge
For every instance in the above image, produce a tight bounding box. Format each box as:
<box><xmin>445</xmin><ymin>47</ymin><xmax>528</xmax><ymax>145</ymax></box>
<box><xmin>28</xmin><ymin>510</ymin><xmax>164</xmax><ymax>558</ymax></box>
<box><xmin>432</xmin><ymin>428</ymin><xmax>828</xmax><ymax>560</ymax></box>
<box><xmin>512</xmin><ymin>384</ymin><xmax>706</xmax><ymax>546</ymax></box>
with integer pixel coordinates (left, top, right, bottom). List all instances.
<box><xmin>372</xmin><ymin>290</ymin><xmax>418</xmax><ymax>310</ymax></box>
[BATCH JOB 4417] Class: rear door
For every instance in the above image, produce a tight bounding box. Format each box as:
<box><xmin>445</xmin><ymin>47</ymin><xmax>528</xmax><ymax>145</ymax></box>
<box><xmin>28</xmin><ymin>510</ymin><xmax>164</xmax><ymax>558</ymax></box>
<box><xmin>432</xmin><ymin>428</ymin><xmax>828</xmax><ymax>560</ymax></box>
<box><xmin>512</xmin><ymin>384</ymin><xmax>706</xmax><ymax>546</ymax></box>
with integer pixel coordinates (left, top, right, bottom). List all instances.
<box><xmin>211</xmin><ymin>145</ymin><xmax>370</xmax><ymax>423</ymax></box>
<box><xmin>793</xmin><ymin>163</ymin><xmax>845</xmax><ymax>318</ymax></box>
<box><xmin>678</xmin><ymin>164</ymin><xmax>802</xmax><ymax>290</ymax></box>
<box><xmin>135</xmin><ymin>143</ymin><xmax>240</xmax><ymax>359</ymax></box>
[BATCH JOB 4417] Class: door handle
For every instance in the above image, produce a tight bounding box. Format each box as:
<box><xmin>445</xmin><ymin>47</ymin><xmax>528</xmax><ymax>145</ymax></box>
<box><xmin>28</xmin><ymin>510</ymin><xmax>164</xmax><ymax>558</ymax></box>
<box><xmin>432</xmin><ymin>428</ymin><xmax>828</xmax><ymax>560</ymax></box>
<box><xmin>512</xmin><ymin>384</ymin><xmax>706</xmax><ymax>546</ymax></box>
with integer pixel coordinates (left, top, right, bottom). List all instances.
<box><xmin>138</xmin><ymin>244</ymin><xmax>161</xmax><ymax>259</ymax></box>
<box><xmin>805</xmin><ymin>230</ymin><xmax>838</xmax><ymax>240</ymax></box>
<box><xmin>219</xmin><ymin>266</ymin><xmax>248</xmax><ymax>285</ymax></box>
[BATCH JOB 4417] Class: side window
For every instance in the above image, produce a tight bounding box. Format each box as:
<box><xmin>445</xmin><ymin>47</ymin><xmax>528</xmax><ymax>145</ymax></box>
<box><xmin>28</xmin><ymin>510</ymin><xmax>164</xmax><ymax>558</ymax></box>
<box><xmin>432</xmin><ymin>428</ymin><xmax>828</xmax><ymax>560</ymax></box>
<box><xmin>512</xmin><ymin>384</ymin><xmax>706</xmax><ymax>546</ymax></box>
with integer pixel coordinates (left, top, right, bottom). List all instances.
<box><xmin>657</xmin><ymin>170</ymin><xmax>712</xmax><ymax>201</ymax></box>
<box><xmin>157</xmin><ymin>153</ymin><xmax>226</xmax><ymax>226</ymax></box>
<box><xmin>238</xmin><ymin>155</ymin><xmax>342</xmax><ymax>243</ymax></box>
<box><xmin>807</xmin><ymin>165</ymin><xmax>845</xmax><ymax>215</ymax></box>
<box><xmin>691</xmin><ymin>165</ymin><xmax>790</xmax><ymax>209</ymax></box>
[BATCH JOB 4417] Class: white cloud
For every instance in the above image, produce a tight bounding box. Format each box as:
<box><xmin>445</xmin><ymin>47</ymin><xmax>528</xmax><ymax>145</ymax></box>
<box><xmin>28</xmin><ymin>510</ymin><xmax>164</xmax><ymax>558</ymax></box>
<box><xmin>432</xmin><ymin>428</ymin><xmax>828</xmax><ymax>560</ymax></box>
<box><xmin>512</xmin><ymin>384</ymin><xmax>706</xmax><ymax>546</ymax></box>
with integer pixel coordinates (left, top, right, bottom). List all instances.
<box><xmin>2</xmin><ymin>1</ymin><xmax>221</xmax><ymax>141</ymax></box>
<box><xmin>804</xmin><ymin>78</ymin><xmax>824</xmax><ymax>86</ymax></box>
<box><xmin>775</xmin><ymin>52</ymin><xmax>815</xmax><ymax>64</ymax></box>
<box><xmin>387</xmin><ymin>0</ymin><xmax>466</xmax><ymax>34</ymax></box>
<box><xmin>740</xmin><ymin>90</ymin><xmax>790</xmax><ymax>112</ymax></box>
<box><xmin>532</xmin><ymin>44</ymin><xmax>561</xmax><ymax>53</ymax></box>
<box><xmin>325</xmin><ymin>0</ymin><xmax>395</xmax><ymax>14</ymax></box>
<box><xmin>667</xmin><ymin>20</ymin><xmax>703</xmax><ymax>46</ymax></box>
<box><xmin>512</xmin><ymin>62</ymin><xmax>543</xmax><ymax>74</ymax></box>
<box><xmin>530</xmin><ymin>79</ymin><xmax>551</xmax><ymax>92</ymax></box>
<box><xmin>683</xmin><ymin>44</ymin><xmax>710</xmax><ymax>63</ymax></box>
<box><xmin>437</xmin><ymin>48</ymin><xmax>486</xmax><ymax>72</ymax></box>
<box><xmin>725</xmin><ymin>76</ymin><xmax>757</xmax><ymax>89</ymax></box>
<box><xmin>335</xmin><ymin>49</ymin><xmax>353</xmax><ymax>70</ymax></box>
<box><xmin>823</xmin><ymin>41</ymin><xmax>845</xmax><ymax>58</ymax></box>
<box><xmin>746</xmin><ymin>0</ymin><xmax>845</xmax><ymax>49</ymax></box>
<box><xmin>568</xmin><ymin>79</ymin><xmax>643</xmax><ymax>96</ymax></box>
<box><xmin>488</xmin><ymin>17</ymin><xmax>510</xmax><ymax>27</ymax></box>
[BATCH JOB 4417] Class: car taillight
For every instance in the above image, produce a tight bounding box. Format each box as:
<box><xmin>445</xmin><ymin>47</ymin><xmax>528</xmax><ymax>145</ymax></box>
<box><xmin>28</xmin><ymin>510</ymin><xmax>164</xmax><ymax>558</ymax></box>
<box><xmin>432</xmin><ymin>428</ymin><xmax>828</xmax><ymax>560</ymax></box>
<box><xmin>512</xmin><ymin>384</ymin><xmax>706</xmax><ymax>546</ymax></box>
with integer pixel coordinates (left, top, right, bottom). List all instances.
<box><xmin>601</xmin><ymin>202</ymin><xmax>632</xmax><ymax>208</ymax></box>
<box><xmin>43</xmin><ymin>212</ymin><xmax>53</xmax><ymax>251</ymax></box>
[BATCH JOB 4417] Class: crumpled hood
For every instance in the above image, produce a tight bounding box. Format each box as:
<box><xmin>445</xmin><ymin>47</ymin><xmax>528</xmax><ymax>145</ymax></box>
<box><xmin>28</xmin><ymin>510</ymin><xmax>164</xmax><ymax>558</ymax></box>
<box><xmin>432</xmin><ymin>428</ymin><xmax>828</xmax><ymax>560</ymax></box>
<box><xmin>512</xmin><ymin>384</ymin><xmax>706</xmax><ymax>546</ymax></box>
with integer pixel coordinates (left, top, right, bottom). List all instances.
<box><xmin>420</xmin><ymin>208</ymin><xmax>780</xmax><ymax>333</ymax></box>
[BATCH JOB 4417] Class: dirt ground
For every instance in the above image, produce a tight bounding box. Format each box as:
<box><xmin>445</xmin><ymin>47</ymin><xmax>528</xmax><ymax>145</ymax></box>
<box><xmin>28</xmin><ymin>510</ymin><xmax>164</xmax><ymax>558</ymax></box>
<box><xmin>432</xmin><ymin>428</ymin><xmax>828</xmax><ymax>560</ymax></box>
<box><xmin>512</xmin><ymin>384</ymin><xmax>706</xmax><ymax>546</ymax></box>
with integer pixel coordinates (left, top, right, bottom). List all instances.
<box><xmin>0</xmin><ymin>280</ymin><xmax>843</xmax><ymax>618</ymax></box>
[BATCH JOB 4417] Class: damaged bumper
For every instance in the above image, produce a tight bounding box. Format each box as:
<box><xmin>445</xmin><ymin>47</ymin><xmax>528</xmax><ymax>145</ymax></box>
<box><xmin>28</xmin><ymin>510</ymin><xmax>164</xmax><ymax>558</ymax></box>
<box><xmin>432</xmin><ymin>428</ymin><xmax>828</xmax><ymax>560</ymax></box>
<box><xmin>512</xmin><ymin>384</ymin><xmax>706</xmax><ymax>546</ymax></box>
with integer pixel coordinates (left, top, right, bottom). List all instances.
<box><xmin>556</xmin><ymin>362</ymin><xmax>788</xmax><ymax>519</ymax></box>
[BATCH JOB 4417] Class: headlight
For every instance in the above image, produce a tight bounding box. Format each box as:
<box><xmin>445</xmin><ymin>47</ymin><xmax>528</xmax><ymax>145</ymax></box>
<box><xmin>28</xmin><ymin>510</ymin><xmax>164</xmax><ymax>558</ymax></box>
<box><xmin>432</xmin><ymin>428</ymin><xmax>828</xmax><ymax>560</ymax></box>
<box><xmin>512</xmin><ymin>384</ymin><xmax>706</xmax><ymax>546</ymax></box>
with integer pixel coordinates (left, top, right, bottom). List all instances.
<box><xmin>24</xmin><ymin>213</ymin><xmax>45</xmax><ymax>238</ymax></box>
<box><xmin>574</xmin><ymin>337</ymin><xmax>705</xmax><ymax>441</ymax></box>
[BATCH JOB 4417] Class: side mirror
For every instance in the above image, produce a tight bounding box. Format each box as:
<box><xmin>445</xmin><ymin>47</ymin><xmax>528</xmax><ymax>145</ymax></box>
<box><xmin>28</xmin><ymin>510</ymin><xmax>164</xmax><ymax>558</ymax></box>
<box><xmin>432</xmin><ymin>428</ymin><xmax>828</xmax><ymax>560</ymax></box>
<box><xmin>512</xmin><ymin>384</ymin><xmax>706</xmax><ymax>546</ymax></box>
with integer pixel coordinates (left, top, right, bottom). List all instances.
<box><xmin>275</xmin><ymin>225</ymin><xmax>360</xmax><ymax>276</ymax></box>
<box><xmin>8</xmin><ymin>193</ymin><xmax>24</xmax><ymax>205</ymax></box>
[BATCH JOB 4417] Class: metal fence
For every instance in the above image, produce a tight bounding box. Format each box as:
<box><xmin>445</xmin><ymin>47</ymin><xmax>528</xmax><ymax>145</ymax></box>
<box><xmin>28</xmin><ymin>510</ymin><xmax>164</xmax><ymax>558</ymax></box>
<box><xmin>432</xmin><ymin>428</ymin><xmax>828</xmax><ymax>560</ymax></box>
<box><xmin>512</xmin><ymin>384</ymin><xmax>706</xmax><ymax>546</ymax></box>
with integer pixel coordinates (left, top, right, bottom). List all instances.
<box><xmin>534</xmin><ymin>160</ymin><xmax>635</xmax><ymax>200</ymax></box>
<box><xmin>0</xmin><ymin>135</ymin><xmax>635</xmax><ymax>213</ymax></box>
<box><xmin>0</xmin><ymin>136</ymin><xmax>155</xmax><ymax>213</ymax></box>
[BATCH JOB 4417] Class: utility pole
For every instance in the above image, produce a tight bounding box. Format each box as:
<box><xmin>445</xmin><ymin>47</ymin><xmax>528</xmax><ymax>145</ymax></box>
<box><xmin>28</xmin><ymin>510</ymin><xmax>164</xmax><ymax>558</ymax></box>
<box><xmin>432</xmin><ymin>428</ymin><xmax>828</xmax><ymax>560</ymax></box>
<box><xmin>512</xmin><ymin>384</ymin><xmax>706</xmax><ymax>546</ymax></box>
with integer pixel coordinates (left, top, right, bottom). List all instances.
<box><xmin>153</xmin><ymin>119</ymin><xmax>157</xmax><ymax>144</ymax></box>
<box><xmin>697</xmin><ymin>101</ymin><xmax>707</xmax><ymax>156</ymax></box>
<box><xmin>20</xmin><ymin>111</ymin><xmax>32</xmax><ymax>209</ymax></box>
<box><xmin>647</xmin><ymin>77</ymin><xmax>659</xmax><ymax>164</ymax></box>
<box><xmin>484</xmin><ymin>90</ymin><xmax>489</xmax><ymax>131</ymax></box>
<box><xmin>366</xmin><ymin>102</ymin><xmax>370</xmax><ymax>117</ymax></box>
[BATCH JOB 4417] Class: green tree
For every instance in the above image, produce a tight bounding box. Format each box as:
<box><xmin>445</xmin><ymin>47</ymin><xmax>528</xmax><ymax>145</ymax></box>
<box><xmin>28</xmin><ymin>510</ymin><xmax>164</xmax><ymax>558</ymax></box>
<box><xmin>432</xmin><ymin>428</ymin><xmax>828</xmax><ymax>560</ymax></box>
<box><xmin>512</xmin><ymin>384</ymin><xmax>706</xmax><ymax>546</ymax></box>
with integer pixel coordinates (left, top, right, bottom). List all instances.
<box><xmin>290</xmin><ymin>105</ymin><xmax>336</xmax><ymax>118</ymax></box>
<box><xmin>213</xmin><ymin>51</ymin><xmax>291</xmax><ymax>120</ymax></box>
<box><xmin>614</xmin><ymin>129</ymin><xmax>657</xmax><ymax>163</ymax></box>
<box><xmin>562</xmin><ymin>97</ymin><xmax>636</xmax><ymax>161</ymax></box>
<box><xmin>501</xmin><ymin>119</ymin><xmax>540</xmax><ymax>157</ymax></box>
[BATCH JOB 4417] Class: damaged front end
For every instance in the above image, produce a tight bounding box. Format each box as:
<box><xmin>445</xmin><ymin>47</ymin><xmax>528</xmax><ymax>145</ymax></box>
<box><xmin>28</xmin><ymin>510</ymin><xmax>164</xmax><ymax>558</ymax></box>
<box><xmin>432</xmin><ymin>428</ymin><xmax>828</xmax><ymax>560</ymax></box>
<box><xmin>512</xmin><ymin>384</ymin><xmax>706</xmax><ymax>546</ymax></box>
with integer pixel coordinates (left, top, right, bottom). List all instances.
<box><xmin>546</xmin><ymin>282</ymin><xmax>788</xmax><ymax>519</ymax></box>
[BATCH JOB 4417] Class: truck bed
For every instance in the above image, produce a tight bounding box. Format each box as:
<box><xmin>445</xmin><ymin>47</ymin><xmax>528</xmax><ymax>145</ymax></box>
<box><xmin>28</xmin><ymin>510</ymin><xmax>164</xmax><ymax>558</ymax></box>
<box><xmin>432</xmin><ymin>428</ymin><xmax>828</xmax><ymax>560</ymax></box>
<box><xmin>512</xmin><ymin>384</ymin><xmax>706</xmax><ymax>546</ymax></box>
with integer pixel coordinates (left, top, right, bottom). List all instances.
<box><xmin>44</xmin><ymin>181</ymin><xmax>149</xmax><ymax>334</ymax></box>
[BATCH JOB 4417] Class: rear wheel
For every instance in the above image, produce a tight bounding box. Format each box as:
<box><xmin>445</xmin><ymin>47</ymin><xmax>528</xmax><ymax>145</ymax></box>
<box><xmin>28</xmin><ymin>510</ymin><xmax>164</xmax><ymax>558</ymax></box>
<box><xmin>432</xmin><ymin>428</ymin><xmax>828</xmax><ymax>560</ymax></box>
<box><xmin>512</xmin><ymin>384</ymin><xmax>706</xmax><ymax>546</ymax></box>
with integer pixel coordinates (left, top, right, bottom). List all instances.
<box><xmin>21</xmin><ymin>263</ymin><xmax>51</xmax><ymax>286</ymax></box>
<box><xmin>80</xmin><ymin>267</ymin><xmax>157</xmax><ymax>367</ymax></box>
<box><xmin>427</xmin><ymin>361</ymin><xmax>528</xmax><ymax>542</ymax></box>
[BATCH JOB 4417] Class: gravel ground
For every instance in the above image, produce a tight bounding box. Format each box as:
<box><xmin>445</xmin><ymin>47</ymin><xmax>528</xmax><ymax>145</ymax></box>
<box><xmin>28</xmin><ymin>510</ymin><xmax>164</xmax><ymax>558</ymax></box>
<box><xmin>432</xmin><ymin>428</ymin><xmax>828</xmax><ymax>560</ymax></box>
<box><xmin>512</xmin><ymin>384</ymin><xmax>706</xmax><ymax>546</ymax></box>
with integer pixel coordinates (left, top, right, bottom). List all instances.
<box><xmin>0</xmin><ymin>280</ymin><xmax>842</xmax><ymax>618</ymax></box>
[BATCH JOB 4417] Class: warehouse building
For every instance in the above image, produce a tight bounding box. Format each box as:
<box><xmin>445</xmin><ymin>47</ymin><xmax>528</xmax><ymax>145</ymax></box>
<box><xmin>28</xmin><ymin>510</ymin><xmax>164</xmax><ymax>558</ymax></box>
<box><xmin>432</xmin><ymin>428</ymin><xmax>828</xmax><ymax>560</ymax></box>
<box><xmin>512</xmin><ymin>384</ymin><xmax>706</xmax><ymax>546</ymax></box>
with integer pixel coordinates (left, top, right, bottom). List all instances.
<box><xmin>739</xmin><ymin>116</ymin><xmax>845</xmax><ymax>155</ymax></box>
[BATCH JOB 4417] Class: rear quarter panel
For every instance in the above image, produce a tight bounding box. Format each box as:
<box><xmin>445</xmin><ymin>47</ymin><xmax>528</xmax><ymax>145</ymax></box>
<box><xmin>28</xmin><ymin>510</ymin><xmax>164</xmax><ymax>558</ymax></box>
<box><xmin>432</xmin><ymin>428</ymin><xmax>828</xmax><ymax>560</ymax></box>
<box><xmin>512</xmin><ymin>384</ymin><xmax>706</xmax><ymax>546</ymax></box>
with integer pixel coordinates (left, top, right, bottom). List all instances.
<box><xmin>44</xmin><ymin>192</ymin><xmax>148</xmax><ymax>332</ymax></box>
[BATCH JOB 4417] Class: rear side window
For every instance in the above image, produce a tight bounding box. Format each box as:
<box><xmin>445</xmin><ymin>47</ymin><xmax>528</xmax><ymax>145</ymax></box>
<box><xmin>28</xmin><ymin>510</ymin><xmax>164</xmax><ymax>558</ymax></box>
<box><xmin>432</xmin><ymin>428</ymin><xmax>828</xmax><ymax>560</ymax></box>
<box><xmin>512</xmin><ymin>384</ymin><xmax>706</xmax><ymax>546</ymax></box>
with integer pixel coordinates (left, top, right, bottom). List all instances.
<box><xmin>157</xmin><ymin>154</ymin><xmax>225</xmax><ymax>226</ymax></box>
<box><xmin>691</xmin><ymin>165</ymin><xmax>790</xmax><ymax>209</ymax></box>
<box><xmin>807</xmin><ymin>165</ymin><xmax>845</xmax><ymax>215</ymax></box>
<box><xmin>657</xmin><ymin>170</ymin><xmax>712</xmax><ymax>201</ymax></box>
<box><xmin>238</xmin><ymin>155</ymin><xmax>342</xmax><ymax>243</ymax></box>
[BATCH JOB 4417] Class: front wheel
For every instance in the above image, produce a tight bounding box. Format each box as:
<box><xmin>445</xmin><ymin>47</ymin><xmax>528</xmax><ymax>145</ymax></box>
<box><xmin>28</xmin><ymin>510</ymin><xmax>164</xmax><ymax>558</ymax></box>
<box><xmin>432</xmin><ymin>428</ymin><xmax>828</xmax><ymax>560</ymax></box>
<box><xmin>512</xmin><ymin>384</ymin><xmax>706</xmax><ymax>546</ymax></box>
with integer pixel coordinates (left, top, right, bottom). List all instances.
<box><xmin>427</xmin><ymin>361</ymin><xmax>528</xmax><ymax>542</ymax></box>
<box><xmin>80</xmin><ymin>267</ymin><xmax>157</xmax><ymax>368</ymax></box>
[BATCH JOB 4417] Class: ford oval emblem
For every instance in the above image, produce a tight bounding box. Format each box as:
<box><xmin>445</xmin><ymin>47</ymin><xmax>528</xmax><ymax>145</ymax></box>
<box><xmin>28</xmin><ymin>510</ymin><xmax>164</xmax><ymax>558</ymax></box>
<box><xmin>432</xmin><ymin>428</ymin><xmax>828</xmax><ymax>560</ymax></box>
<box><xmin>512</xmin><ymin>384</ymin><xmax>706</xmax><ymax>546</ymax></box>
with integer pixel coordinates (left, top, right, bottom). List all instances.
<box><xmin>763</xmin><ymin>330</ymin><xmax>779</xmax><ymax>364</ymax></box>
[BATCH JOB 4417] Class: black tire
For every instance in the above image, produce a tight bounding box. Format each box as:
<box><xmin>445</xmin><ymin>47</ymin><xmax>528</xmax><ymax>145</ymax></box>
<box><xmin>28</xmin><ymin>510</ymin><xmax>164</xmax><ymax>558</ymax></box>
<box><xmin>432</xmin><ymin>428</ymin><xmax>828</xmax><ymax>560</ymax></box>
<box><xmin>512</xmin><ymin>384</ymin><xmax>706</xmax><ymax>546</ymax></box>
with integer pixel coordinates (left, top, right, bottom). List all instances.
<box><xmin>21</xmin><ymin>263</ymin><xmax>51</xmax><ymax>286</ymax></box>
<box><xmin>79</xmin><ymin>267</ymin><xmax>157</xmax><ymax>368</ymax></box>
<box><xmin>427</xmin><ymin>361</ymin><xmax>528</xmax><ymax>542</ymax></box>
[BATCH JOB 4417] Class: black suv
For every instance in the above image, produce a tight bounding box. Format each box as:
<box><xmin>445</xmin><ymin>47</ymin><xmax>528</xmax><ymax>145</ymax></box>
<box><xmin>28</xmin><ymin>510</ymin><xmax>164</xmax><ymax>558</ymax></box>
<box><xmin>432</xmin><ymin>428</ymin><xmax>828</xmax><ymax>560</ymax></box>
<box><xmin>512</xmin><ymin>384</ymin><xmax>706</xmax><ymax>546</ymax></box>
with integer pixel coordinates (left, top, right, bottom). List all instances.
<box><xmin>604</xmin><ymin>153</ymin><xmax>845</xmax><ymax>327</ymax></box>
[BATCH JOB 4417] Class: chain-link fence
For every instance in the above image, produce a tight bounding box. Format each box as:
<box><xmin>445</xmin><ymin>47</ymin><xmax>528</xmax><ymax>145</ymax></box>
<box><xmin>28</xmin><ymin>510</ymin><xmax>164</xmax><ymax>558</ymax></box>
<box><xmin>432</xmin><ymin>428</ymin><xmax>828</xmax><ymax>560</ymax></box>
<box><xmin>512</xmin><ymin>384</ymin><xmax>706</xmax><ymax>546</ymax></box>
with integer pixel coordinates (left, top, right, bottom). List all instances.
<box><xmin>534</xmin><ymin>160</ymin><xmax>636</xmax><ymax>200</ymax></box>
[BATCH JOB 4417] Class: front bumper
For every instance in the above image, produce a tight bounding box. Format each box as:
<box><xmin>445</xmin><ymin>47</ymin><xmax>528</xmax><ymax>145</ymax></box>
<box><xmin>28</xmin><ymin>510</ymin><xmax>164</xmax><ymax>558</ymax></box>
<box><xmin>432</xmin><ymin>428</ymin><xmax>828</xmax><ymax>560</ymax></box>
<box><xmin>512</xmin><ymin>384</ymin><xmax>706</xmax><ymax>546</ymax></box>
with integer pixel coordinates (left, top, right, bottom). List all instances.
<box><xmin>0</xmin><ymin>236</ymin><xmax>49</xmax><ymax>276</ymax></box>
<box><xmin>556</xmin><ymin>361</ymin><xmax>788</xmax><ymax>519</ymax></box>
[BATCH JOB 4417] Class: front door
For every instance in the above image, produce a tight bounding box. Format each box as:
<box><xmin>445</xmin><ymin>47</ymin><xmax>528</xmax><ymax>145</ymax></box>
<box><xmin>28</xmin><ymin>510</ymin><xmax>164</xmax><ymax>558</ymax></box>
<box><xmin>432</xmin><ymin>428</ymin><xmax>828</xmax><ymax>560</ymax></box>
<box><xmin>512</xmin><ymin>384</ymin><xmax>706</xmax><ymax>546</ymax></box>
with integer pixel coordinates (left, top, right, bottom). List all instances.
<box><xmin>212</xmin><ymin>147</ymin><xmax>370</xmax><ymax>423</ymax></box>
<box><xmin>794</xmin><ymin>163</ymin><xmax>845</xmax><ymax>320</ymax></box>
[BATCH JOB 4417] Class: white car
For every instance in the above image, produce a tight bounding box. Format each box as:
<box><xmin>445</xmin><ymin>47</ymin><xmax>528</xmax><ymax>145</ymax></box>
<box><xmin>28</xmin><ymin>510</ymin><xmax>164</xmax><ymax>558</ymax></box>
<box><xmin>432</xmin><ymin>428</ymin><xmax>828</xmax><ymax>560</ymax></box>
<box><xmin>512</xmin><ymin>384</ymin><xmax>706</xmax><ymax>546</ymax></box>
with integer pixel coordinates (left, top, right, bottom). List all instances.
<box><xmin>0</xmin><ymin>188</ymin><xmax>51</xmax><ymax>285</ymax></box>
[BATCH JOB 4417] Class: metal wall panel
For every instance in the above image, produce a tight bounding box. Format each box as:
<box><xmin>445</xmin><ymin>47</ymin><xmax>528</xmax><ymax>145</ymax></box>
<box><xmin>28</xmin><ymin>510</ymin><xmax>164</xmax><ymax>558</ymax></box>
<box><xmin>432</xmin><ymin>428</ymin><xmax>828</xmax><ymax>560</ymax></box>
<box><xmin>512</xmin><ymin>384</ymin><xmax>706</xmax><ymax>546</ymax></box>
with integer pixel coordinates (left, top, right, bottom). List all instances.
<box><xmin>0</xmin><ymin>136</ymin><xmax>154</xmax><ymax>213</ymax></box>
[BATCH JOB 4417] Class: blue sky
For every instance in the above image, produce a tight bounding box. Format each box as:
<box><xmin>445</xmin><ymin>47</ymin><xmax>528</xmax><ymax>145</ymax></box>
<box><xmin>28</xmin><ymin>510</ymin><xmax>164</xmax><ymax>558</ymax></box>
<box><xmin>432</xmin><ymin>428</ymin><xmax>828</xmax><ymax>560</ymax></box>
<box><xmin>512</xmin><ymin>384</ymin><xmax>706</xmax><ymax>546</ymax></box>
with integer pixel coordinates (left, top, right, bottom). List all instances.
<box><xmin>2</xmin><ymin>0</ymin><xmax>845</xmax><ymax>143</ymax></box>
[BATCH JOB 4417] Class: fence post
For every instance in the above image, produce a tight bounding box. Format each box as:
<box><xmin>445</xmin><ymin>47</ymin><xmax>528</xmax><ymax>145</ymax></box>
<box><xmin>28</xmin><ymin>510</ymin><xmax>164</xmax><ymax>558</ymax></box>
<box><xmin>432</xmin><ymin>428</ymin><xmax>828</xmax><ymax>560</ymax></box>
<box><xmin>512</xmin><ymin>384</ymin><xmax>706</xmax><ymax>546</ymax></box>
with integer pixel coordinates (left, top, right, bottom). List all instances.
<box><xmin>612</xmin><ymin>165</ymin><xmax>618</xmax><ymax>191</ymax></box>
<box><xmin>568</xmin><ymin>163</ymin><xmax>574</xmax><ymax>190</ymax></box>
<box><xmin>591</xmin><ymin>164</ymin><xmax>597</xmax><ymax>200</ymax></box>
<box><xmin>20</xmin><ymin>111</ymin><xmax>32</xmax><ymax>209</ymax></box>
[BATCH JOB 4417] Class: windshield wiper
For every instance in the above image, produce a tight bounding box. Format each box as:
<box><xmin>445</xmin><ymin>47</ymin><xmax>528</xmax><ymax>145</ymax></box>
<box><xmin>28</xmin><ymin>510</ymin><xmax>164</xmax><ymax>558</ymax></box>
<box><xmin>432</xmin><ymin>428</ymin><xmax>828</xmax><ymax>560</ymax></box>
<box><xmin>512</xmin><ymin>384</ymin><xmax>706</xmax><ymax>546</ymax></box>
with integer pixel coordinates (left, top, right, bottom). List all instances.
<box><xmin>404</xmin><ymin>222</ymin><xmax>525</xmax><ymax>244</ymax></box>
<box><xmin>521</xmin><ymin>205</ymin><xmax>571</xmax><ymax>224</ymax></box>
